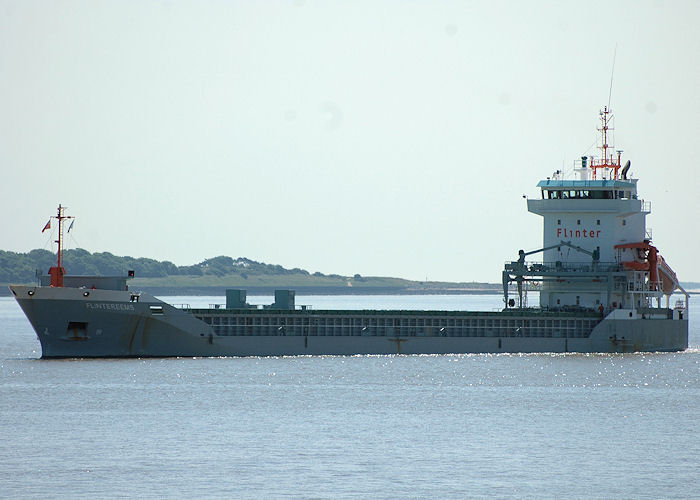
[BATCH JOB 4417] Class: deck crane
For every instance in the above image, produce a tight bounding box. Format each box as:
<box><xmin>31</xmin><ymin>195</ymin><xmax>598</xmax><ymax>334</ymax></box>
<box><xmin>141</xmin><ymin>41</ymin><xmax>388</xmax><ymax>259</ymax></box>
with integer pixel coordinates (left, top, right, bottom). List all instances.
<box><xmin>504</xmin><ymin>241</ymin><xmax>600</xmax><ymax>309</ymax></box>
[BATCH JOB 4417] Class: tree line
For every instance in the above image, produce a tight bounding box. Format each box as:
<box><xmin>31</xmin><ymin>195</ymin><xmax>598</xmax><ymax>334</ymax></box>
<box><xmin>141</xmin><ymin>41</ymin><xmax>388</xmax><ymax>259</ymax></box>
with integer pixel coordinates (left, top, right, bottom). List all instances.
<box><xmin>0</xmin><ymin>249</ymin><xmax>329</xmax><ymax>283</ymax></box>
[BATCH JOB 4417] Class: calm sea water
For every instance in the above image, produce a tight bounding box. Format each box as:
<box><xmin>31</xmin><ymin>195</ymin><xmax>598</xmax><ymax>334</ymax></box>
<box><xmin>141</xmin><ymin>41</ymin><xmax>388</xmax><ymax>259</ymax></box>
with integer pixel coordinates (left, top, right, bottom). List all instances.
<box><xmin>1</xmin><ymin>294</ymin><xmax>698</xmax><ymax>499</ymax></box>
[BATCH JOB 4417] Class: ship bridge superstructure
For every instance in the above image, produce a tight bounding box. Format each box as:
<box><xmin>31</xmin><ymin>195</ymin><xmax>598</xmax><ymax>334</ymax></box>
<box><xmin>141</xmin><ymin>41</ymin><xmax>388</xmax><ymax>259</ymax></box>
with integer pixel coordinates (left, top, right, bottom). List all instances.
<box><xmin>529</xmin><ymin>178</ymin><xmax>647</xmax><ymax>265</ymax></box>
<box><xmin>503</xmin><ymin>108</ymin><xmax>688</xmax><ymax>317</ymax></box>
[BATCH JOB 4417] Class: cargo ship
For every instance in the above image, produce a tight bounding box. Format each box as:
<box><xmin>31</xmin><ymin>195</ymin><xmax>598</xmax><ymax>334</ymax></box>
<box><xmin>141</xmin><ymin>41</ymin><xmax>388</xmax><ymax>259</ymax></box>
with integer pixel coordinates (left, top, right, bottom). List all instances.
<box><xmin>10</xmin><ymin>108</ymin><xmax>689</xmax><ymax>357</ymax></box>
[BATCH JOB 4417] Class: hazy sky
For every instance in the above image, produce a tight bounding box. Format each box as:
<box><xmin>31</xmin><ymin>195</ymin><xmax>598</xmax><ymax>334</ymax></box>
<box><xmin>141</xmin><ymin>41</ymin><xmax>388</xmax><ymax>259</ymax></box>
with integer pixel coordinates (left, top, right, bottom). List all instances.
<box><xmin>1</xmin><ymin>0</ymin><xmax>699</xmax><ymax>282</ymax></box>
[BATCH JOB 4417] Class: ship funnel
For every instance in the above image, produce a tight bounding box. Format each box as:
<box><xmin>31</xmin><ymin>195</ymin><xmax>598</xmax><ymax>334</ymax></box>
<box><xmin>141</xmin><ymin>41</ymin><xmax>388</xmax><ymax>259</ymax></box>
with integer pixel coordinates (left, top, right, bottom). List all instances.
<box><xmin>621</xmin><ymin>160</ymin><xmax>631</xmax><ymax>179</ymax></box>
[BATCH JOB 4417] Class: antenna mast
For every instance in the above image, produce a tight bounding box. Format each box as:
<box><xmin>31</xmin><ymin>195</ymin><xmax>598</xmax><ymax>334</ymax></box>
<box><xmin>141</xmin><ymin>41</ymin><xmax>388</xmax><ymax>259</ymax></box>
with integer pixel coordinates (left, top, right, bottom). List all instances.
<box><xmin>47</xmin><ymin>204</ymin><xmax>74</xmax><ymax>287</ymax></box>
<box><xmin>589</xmin><ymin>107</ymin><xmax>622</xmax><ymax>180</ymax></box>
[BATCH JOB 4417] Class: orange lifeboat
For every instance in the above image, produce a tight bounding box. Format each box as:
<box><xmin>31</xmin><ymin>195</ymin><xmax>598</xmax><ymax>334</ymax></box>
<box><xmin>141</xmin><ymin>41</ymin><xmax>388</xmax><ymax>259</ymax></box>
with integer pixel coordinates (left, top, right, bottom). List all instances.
<box><xmin>614</xmin><ymin>241</ymin><xmax>658</xmax><ymax>288</ymax></box>
<box><xmin>657</xmin><ymin>255</ymin><xmax>680</xmax><ymax>295</ymax></box>
<box><xmin>614</xmin><ymin>241</ymin><xmax>679</xmax><ymax>293</ymax></box>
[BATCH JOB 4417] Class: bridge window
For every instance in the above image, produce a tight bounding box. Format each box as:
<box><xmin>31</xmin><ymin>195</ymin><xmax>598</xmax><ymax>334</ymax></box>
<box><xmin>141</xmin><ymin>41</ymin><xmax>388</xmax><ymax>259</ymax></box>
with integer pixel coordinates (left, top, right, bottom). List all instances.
<box><xmin>547</xmin><ymin>190</ymin><xmax>602</xmax><ymax>199</ymax></box>
<box><xmin>547</xmin><ymin>189</ymin><xmax>616</xmax><ymax>200</ymax></box>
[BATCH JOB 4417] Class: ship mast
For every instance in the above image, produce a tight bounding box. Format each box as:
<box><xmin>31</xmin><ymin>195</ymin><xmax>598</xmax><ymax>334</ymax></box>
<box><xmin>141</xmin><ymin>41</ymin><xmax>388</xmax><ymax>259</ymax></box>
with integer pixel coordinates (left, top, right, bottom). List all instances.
<box><xmin>590</xmin><ymin>106</ymin><xmax>622</xmax><ymax>180</ymax></box>
<box><xmin>47</xmin><ymin>204</ymin><xmax>74</xmax><ymax>287</ymax></box>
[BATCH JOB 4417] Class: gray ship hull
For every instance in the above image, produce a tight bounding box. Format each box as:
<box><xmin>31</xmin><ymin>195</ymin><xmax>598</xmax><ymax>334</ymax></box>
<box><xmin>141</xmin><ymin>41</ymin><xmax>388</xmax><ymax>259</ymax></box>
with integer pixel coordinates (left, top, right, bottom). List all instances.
<box><xmin>10</xmin><ymin>285</ymin><xmax>688</xmax><ymax>358</ymax></box>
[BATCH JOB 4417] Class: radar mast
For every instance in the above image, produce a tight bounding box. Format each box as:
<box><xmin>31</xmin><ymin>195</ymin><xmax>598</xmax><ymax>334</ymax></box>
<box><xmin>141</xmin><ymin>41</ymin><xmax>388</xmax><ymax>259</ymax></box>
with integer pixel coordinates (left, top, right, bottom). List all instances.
<box><xmin>590</xmin><ymin>106</ymin><xmax>622</xmax><ymax>179</ymax></box>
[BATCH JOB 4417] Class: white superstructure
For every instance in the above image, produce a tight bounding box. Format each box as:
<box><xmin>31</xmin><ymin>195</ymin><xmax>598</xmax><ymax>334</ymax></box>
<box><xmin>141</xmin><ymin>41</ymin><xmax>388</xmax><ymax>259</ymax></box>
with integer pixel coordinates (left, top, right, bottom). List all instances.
<box><xmin>504</xmin><ymin>107</ymin><xmax>688</xmax><ymax>316</ymax></box>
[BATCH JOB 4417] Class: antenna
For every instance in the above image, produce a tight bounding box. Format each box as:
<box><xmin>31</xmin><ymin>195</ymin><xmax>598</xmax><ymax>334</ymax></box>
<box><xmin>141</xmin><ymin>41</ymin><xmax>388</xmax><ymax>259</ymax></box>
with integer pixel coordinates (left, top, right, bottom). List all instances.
<box><xmin>607</xmin><ymin>44</ymin><xmax>617</xmax><ymax>110</ymax></box>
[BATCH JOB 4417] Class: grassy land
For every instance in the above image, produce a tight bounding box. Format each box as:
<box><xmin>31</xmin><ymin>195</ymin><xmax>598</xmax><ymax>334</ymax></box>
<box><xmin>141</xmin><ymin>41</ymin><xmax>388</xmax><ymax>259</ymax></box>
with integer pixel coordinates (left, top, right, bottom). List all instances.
<box><xmin>129</xmin><ymin>274</ymin><xmax>408</xmax><ymax>288</ymax></box>
<box><xmin>0</xmin><ymin>249</ymin><xmax>501</xmax><ymax>295</ymax></box>
<box><xmin>126</xmin><ymin>274</ymin><xmax>502</xmax><ymax>295</ymax></box>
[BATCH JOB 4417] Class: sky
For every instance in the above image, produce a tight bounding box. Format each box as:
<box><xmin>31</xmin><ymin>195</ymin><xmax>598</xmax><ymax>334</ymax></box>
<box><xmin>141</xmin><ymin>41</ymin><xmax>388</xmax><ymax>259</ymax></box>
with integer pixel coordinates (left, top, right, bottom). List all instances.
<box><xmin>1</xmin><ymin>0</ymin><xmax>699</xmax><ymax>282</ymax></box>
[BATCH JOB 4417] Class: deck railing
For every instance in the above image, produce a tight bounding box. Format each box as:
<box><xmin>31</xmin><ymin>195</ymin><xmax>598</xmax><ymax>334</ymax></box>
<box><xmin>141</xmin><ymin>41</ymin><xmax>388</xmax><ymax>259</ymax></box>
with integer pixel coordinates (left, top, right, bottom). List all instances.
<box><xmin>507</xmin><ymin>261</ymin><xmax>623</xmax><ymax>274</ymax></box>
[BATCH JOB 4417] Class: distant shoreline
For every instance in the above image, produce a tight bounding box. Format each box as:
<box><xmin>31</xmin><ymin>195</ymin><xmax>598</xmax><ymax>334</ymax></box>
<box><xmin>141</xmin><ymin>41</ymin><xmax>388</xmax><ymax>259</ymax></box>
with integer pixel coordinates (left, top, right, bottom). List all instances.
<box><xmin>141</xmin><ymin>287</ymin><xmax>700</xmax><ymax>297</ymax></box>
<box><xmin>0</xmin><ymin>284</ymin><xmax>504</xmax><ymax>297</ymax></box>
<box><xmin>138</xmin><ymin>286</ymin><xmax>505</xmax><ymax>297</ymax></box>
<box><xmin>3</xmin><ymin>249</ymin><xmax>698</xmax><ymax>298</ymax></box>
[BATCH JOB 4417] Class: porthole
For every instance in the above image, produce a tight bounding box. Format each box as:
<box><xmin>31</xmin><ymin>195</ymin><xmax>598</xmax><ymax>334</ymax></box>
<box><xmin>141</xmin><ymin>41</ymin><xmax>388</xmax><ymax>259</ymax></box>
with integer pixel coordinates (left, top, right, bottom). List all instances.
<box><xmin>83</xmin><ymin>291</ymin><xmax>90</xmax><ymax>297</ymax></box>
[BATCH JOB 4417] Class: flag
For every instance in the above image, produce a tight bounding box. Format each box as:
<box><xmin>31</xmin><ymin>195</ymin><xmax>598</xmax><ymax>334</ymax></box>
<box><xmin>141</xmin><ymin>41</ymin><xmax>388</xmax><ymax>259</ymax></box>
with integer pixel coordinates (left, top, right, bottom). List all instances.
<box><xmin>67</xmin><ymin>220</ymin><xmax>75</xmax><ymax>233</ymax></box>
<box><xmin>42</xmin><ymin>220</ymin><xmax>51</xmax><ymax>233</ymax></box>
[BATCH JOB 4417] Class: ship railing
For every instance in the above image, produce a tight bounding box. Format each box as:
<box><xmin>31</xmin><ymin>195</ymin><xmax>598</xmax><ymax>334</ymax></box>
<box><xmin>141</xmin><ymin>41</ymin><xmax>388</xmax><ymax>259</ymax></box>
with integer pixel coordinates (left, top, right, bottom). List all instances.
<box><xmin>203</xmin><ymin>303</ymin><xmax>314</xmax><ymax>311</ymax></box>
<box><xmin>173</xmin><ymin>304</ymin><xmax>191</xmax><ymax>310</ymax></box>
<box><xmin>258</xmin><ymin>304</ymin><xmax>315</xmax><ymax>311</ymax></box>
<box><xmin>626</xmin><ymin>280</ymin><xmax>662</xmax><ymax>293</ymax></box>
<box><xmin>641</xmin><ymin>200</ymin><xmax>651</xmax><ymax>213</ymax></box>
<box><xmin>508</xmin><ymin>261</ymin><xmax>622</xmax><ymax>274</ymax></box>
